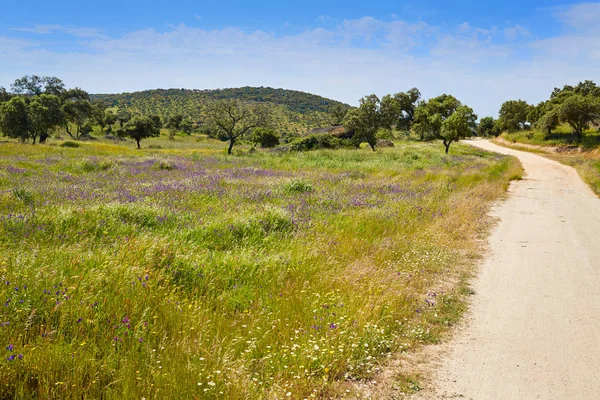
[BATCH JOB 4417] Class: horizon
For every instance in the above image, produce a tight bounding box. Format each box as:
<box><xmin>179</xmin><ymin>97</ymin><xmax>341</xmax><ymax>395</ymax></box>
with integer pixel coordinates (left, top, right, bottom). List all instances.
<box><xmin>2</xmin><ymin>0</ymin><xmax>600</xmax><ymax>117</ymax></box>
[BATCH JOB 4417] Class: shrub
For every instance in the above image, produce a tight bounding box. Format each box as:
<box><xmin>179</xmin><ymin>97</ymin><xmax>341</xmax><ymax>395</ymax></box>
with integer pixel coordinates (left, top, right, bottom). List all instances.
<box><xmin>251</xmin><ymin>128</ymin><xmax>280</xmax><ymax>148</ymax></box>
<box><xmin>60</xmin><ymin>141</ymin><xmax>80</xmax><ymax>148</ymax></box>
<box><xmin>283</xmin><ymin>179</ymin><xmax>314</xmax><ymax>194</ymax></box>
<box><xmin>81</xmin><ymin>159</ymin><xmax>113</xmax><ymax>172</ymax></box>
<box><xmin>152</xmin><ymin>159</ymin><xmax>176</xmax><ymax>170</ymax></box>
<box><xmin>290</xmin><ymin>135</ymin><xmax>319</xmax><ymax>151</ymax></box>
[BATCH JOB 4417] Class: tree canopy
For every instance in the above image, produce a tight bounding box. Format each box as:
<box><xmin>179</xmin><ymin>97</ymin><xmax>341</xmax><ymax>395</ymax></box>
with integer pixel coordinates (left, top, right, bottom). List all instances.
<box><xmin>206</xmin><ymin>99</ymin><xmax>270</xmax><ymax>154</ymax></box>
<box><xmin>497</xmin><ymin>100</ymin><xmax>532</xmax><ymax>132</ymax></box>
<box><xmin>118</xmin><ymin>116</ymin><xmax>161</xmax><ymax>148</ymax></box>
<box><xmin>342</xmin><ymin>94</ymin><xmax>382</xmax><ymax>151</ymax></box>
<box><xmin>413</xmin><ymin>94</ymin><xmax>475</xmax><ymax>153</ymax></box>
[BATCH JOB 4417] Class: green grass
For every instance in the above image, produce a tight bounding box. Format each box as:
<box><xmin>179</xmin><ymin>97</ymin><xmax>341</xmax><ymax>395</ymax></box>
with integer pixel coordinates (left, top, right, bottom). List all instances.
<box><xmin>501</xmin><ymin>125</ymin><xmax>600</xmax><ymax>149</ymax></box>
<box><xmin>0</xmin><ymin>137</ymin><xmax>521</xmax><ymax>399</ymax></box>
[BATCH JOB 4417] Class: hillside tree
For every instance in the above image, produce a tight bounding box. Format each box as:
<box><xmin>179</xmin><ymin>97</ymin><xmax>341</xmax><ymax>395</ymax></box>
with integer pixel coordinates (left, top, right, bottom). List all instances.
<box><xmin>413</xmin><ymin>94</ymin><xmax>462</xmax><ymax>141</ymax></box>
<box><xmin>119</xmin><ymin>116</ymin><xmax>160</xmax><ymax>148</ymax></box>
<box><xmin>477</xmin><ymin>116</ymin><xmax>499</xmax><ymax>137</ymax></box>
<box><xmin>206</xmin><ymin>99</ymin><xmax>270</xmax><ymax>155</ymax></box>
<box><xmin>440</xmin><ymin>105</ymin><xmax>477</xmax><ymax>153</ymax></box>
<box><xmin>556</xmin><ymin>94</ymin><xmax>600</xmax><ymax>143</ymax></box>
<box><xmin>343</xmin><ymin>94</ymin><xmax>381</xmax><ymax>151</ymax></box>
<box><xmin>497</xmin><ymin>100</ymin><xmax>532</xmax><ymax>132</ymax></box>
<box><xmin>0</xmin><ymin>97</ymin><xmax>30</xmax><ymax>142</ymax></box>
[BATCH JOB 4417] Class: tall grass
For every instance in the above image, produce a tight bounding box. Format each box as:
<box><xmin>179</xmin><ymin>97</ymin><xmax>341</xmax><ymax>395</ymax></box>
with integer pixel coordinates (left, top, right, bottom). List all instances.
<box><xmin>0</xmin><ymin>139</ymin><xmax>521</xmax><ymax>399</ymax></box>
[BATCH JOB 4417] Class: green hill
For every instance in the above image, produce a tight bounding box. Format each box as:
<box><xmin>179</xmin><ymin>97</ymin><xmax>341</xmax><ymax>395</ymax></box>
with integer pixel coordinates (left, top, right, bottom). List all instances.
<box><xmin>91</xmin><ymin>87</ymin><xmax>351</xmax><ymax>136</ymax></box>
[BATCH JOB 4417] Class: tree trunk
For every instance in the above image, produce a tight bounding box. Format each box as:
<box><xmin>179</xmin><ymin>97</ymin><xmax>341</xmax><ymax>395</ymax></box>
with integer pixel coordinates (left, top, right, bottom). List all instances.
<box><xmin>136</xmin><ymin>139</ymin><xmax>141</xmax><ymax>149</ymax></box>
<box><xmin>39</xmin><ymin>132</ymin><xmax>49</xmax><ymax>144</ymax></box>
<box><xmin>369</xmin><ymin>141</ymin><xmax>376</xmax><ymax>151</ymax></box>
<box><xmin>444</xmin><ymin>140</ymin><xmax>451</xmax><ymax>154</ymax></box>
<box><xmin>31</xmin><ymin>136</ymin><xmax>37</xmax><ymax>145</ymax></box>
<box><xmin>228</xmin><ymin>139</ymin><xmax>235</xmax><ymax>155</ymax></box>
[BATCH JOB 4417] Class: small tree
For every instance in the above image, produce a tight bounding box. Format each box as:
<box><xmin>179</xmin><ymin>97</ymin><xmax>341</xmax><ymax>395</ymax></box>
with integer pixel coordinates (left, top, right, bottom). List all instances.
<box><xmin>206</xmin><ymin>99</ymin><xmax>270</xmax><ymax>155</ymax></box>
<box><xmin>343</xmin><ymin>94</ymin><xmax>381</xmax><ymax>151</ymax></box>
<box><xmin>330</xmin><ymin>104</ymin><xmax>348</xmax><ymax>125</ymax></box>
<box><xmin>536</xmin><ymin>108</ymin><xmax>560</xmax><ymax>138</ymax></box>
<box><xmin>119</xmin><ymin>116</ymin><xmax>160</xmax><ymax>149</ymax></box>
<box><xmin>497</xmin><ymin>100</ymin><xmax>532</xmax><ymax>132</ymax></box>
<box><xmin>92</xmin><ymin>101</ymin><xmax>109</xmax><ymax>133</ymax></box>
<box><xmin>63</xmin><ymin>99</ymin><xmax>93</xmax><ymax>140</ymax></box>
<box><xmin>116</xmin><ymin>109</ymin><xmax>131</xmax><ymax>128</ymax></box>
<box><xmin>30</xmin><ymin>94</ymin><xmax>64</xmax><ymax>144</ymax></box>
<box><xmin>557</xmin><ymin>94</ymin><xmax>600</xmax><ymax>143</ymax></box>
<box><xmin>477</xmin><ymin>116</ymin><xmax>499</xmax><ymax>137</ymax></box>
<box><xmin>440</xmin><ymin>106</ymin><xmax>477</xmax><ymax>153</ymax></box>
<box><xmin>413</xmin><ymin>94</ymin><xmax>461</xmax><ymax>141</ymax></box>
<box><xmin>179</xmin><ymin>119</ymin><xmax>194</xmax><ymax>135</ymax></box>
<box><xmin>0</xmin><ymin>87</ymin><xmax>11</xmax><ymax>103</ymax></box>
<box><xmin>251</xmin><ymin>127</ymin><xmax>279</xmax><ymax>148</ymax></box>
<box><xmin>0</xmin><ymin>97</ymin><xmax>30</xmax><ymax>142</ymax></box>
<box><xmin>105</xmin><ymin>112</ymin><xmax>117</xmax><ymax>133</ymax></box>
<box><xmin>166</xmin><ymin>114</ymin><xmax>183</xmax><ymax>140</ymax></box>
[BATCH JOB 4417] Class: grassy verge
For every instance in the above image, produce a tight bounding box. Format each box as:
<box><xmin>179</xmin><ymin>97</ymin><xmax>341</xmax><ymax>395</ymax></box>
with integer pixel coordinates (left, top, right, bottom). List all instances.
<box><xmin>0</xmin><ymin>138</ymin><xmax>521</xmax><ymax>399</ymax></box>
<box><xmin>497</xmin><ymin>132</ymin><xmax>600</xmax><ymax>196</ymax></box>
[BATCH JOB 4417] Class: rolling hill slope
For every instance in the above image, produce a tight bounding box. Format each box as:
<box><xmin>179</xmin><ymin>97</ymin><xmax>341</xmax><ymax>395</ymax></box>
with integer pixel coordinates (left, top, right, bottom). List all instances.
<box><xmin>91</xmin><ymin>87</ymin><xmax>351</xmax><ymax>135</ymax></box>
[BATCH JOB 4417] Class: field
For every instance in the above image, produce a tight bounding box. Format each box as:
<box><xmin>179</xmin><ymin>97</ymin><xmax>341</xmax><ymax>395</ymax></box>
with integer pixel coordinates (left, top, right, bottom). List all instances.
<box><xmin>0</xmin><ymin>136</ymin><xmax>521</xmax><ymax>399</ymax></box>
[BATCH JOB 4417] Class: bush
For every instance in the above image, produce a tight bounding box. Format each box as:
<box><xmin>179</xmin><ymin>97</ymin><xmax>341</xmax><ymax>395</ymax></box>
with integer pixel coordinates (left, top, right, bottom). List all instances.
<box><xmin>152</xmin><ymin>159</ymin><xmax>176</xmax><ymax>170</ymax></box>
<box><xmin>80</xmin><ymin>159</ymin><xmax>113</xmax><ymax>172</ymax></box>
<box><xmin>60</xmin><ymin>141</ymin><xmax>80</xmax><ymax>148</ymax></box>
<box><xmin>290</xmin><ymin>135</ymin><xmax>319</xmax><ymax>151</ymax></box>
<box><xmin>289</xmin><ymin>134</ymin><xmax>348</xmax><ymax>151</ymax></box>
<box><xmin>283</xmin><ymin>179</ymin><xmax>314</xmax><ymax>194</ymax></box>
<box><xmin>251</xmin><ymin>128</ymin><xmax>280</xmax><ymax>148</ymax></box>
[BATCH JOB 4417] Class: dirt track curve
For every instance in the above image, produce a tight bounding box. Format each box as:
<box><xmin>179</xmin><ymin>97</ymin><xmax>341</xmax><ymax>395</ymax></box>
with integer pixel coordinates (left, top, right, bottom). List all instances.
<box><xmin>414</xmin><ymin>140</ymin><xmax>600</xmax><ymax>400</ymax></box>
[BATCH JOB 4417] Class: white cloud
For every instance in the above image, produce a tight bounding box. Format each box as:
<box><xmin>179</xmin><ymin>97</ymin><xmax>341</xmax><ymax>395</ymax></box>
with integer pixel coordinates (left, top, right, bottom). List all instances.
<box><xmin>13</xmin><ymin>24</ymin><xmax>107</xmax><ymax>39</ymax></box>
<box><xmin>504</xmin><ymin>25</ymin><xmax>531</xmax><ymax>41</ymax></box>
<box><xmin>556</xmin><ymin>2</ymin><xmax>600</xmax><ymax>31</ymax></box>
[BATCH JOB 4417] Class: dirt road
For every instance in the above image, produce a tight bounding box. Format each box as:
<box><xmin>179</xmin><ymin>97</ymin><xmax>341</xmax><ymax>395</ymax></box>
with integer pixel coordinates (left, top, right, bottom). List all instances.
<box><xmin>415</xmin><ymin>140</ymin><xmax>600</xmax><ymax>399</ymax></box>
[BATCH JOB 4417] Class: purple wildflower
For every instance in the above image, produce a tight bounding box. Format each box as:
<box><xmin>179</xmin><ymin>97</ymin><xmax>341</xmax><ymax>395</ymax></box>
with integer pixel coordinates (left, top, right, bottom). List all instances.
<box><xmin>6</xmin><ymin>344</ymin><xmax>13</xmax><ymax>351</ymax></box>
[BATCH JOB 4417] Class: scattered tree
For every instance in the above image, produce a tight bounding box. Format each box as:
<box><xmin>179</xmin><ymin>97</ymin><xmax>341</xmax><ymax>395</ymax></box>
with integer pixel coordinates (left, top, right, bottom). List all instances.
<box><xmin>330</xmin><ymin>104</ymin><xmax>349</xmax><ymax>125</ymax></box>
<box><xmin>30</xmin><ymin>94</ymin><xmax>64</xmax><ymax>143</ymax></box>
<box><xmin>63</xmin><ymin>96</ymin><xmax>93</xmax><ymax>140</ymax></box>
<box><xmin>440</xmin><ymin>106</ymin><xmax>477</xmax><ymax>153</ymax></box>
<box><xmin>118</xmin><ymin>116</ymin><xmax>160</xmax><ymax>148</ymax></box>
<box><xmin>11</xmin><ymin>75</ymin><xmax>65</xmax><ymax>96</ymax></box>
<box><xmin>381</xmin><ymin>88</ymin><xmax>421</xmax><ymax>131</ymax></box>
<box><xmin>166</xmin><ymin>114</ymin><xmax>183</xmax><ymax>140</ymax></box>
<box><xmin>251</xmin><ymin>127</ymin><xmax>280</xmax><ymax>148</ymax></box>
<box><xmin>105</xmin><ymin>112</ymin><xmax>117</xmax><ymax>133</ymax></box>
<box><xmin>556</xmin><ymin>94</ymin><xmax>600</xmax><ymax>143</ymax></box>
<box><xmin>179</xmin><ymin>119</ymin><xmax>193</xmax><ymax>135</ymax></box>
<box><xmin>343</xmin><ymin>94</ymin><xmax>381</xmax><ymax>151</ymax></box>
<box><xmin>92</xmin><ymin>101</ymin><xmax>109</xmax><ymax>133</ymax></box>
<box><xmin>206</xmin><ymin>99</ymin><xmax>270</xmax><ymax>155</ymax></box>
<box><xmin>0</xmin><ymin>87</ymin><xmax>11</xmax><ymax>103</ymax></box>
<box><xmin>497</xmin><ymin>100</ymin><xmax>532</xmax><ymax>132</ymax></box>
<box><xmin>536</xmin><ymin>108</ymin><xmax>560</xmax><ymax>138</ymax></box>
<box><xmin>0</xmin><ymin>97</ymin><xmax>30</xmax><ymax>142</ymax></box>
<box><xmin>116</xmin><ymin>110</ymin><xmax>131</xmax><ymax>128</ymax></box>
<box><xmin>413</xmin><ymin>94</ymin><xmax>462</xmax><ymax>141</ymax></box>
<box><xmin>477</xmin><ymin>116</ymin><xmax>499</xmax><ymax>137</ymax></box>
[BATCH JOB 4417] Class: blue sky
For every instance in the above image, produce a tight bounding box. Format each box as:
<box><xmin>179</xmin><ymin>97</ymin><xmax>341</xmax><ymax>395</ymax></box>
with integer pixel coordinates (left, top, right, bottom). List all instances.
<box><xmin>1</xmin><ymin>1</ymin><xmax>600</xmax><ymax>116</ymax></box>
